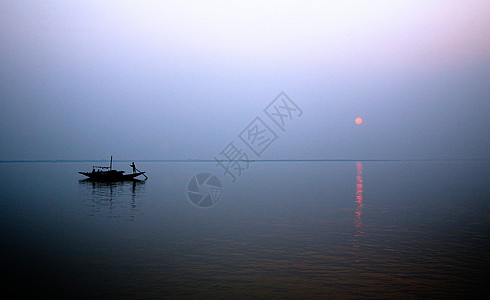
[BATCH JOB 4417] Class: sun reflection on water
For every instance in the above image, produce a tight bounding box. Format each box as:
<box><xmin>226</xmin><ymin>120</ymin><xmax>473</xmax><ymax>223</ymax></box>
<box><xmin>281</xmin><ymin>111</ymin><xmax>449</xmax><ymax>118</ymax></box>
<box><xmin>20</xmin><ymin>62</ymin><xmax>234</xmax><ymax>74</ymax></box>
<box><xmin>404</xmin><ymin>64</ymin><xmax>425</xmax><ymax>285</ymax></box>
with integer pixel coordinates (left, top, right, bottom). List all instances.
<box><xmin>354</xmin><ymin>161</ymin><xmax>364</xmax><ymax>249</ymax></box>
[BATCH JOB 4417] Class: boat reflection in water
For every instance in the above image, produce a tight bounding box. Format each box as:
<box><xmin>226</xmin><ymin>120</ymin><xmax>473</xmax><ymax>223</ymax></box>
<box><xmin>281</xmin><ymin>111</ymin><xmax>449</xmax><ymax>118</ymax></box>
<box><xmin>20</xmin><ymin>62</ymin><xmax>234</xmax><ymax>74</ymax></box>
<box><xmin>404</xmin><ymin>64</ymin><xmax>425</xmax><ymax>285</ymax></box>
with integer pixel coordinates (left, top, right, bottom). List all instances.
<box><xmin>79</xmin><ymin>179</ymin><xmax>146</xmax><ymax>220</ymax></box>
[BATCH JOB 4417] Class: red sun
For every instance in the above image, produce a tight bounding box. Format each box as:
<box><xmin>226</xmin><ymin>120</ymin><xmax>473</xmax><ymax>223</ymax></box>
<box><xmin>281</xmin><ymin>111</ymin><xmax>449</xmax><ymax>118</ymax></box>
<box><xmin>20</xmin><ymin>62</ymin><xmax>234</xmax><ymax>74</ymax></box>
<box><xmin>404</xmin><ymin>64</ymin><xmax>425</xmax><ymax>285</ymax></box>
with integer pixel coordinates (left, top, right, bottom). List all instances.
<box><xmin>355</xmin><ymin>117</ymin><xmax>363</xmax><ymax>125</ymax></box>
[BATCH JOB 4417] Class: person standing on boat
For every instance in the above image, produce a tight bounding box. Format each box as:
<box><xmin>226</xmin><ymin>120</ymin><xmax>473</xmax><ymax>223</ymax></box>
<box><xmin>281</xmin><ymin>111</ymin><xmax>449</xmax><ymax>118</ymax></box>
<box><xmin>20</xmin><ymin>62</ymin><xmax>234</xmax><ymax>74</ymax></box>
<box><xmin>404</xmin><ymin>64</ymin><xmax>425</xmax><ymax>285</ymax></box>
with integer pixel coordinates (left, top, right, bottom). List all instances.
<box><xmin>130</xmin><ymin>162</ymin><xmax>136</xmax><ymax>174</ymax></box>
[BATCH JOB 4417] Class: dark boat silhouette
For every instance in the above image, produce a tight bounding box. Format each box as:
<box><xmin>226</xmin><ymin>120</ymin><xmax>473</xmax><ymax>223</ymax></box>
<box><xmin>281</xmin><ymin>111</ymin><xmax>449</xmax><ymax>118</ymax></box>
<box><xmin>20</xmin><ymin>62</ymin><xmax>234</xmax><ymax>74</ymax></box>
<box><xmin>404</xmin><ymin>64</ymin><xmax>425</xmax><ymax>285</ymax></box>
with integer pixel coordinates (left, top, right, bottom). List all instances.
<box><xmin>79</xmin><ymin>156</ymin><xmax>147</xmax><ymax>181</ymax></box>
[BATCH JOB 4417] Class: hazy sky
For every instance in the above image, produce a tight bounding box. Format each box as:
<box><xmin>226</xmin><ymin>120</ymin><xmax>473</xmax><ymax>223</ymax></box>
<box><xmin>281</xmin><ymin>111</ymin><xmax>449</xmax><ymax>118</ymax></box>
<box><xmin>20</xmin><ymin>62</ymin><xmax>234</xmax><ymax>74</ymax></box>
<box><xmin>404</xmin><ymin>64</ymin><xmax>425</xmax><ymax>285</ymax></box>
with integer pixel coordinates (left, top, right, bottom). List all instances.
<box><xmin>1</xmin><ymin>0</ymin><xmax>489</xmax><ymax>160</ymax></box>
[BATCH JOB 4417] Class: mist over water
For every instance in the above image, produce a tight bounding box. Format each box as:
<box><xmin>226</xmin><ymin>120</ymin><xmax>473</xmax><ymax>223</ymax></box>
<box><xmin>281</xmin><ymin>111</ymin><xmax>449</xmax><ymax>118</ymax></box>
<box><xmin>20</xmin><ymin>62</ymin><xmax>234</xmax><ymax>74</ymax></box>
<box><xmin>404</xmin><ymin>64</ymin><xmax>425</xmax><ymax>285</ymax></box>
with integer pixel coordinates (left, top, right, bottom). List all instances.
<box><xmin>1</xmin><ymin>1</ymin><xmax>489</xmax><ymax>161</ymax></box>
<box><xmin>1</xmin><ymin>1</ymin><xmax>489</xmax><ymax>298</ymax></box>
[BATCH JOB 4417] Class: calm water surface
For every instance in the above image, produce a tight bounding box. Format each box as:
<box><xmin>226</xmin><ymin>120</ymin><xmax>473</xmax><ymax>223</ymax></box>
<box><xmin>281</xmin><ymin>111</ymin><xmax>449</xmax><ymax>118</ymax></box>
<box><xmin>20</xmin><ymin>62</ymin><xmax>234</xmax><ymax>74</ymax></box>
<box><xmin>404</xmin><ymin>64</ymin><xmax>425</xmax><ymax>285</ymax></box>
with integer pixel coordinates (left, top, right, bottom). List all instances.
<box><xmin>1</xmin><ymin>161</ymin><xmax>489</xmax><ymax>298</ymax></box>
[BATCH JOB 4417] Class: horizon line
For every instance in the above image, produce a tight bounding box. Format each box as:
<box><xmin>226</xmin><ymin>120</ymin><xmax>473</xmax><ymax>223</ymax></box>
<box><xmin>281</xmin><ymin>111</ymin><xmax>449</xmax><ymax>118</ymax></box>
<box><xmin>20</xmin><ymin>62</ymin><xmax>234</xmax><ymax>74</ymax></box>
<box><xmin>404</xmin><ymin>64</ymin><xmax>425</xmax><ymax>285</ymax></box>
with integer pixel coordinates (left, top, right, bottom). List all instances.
<box><xmin>0</xmin><ymin>158</ymin><xmax>488</xmax><ymax>163</ymax></box>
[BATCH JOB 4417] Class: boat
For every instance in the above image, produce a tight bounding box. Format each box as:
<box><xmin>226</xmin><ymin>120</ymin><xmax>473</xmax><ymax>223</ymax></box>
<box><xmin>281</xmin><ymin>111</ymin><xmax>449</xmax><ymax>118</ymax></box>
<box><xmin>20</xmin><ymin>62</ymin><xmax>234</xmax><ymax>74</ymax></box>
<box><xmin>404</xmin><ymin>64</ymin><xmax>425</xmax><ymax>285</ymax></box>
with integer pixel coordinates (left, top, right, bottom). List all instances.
<box><xmin>79</xmin><ymin>156</ymin><xmax>148</xmax><ymax>181</ymax></box>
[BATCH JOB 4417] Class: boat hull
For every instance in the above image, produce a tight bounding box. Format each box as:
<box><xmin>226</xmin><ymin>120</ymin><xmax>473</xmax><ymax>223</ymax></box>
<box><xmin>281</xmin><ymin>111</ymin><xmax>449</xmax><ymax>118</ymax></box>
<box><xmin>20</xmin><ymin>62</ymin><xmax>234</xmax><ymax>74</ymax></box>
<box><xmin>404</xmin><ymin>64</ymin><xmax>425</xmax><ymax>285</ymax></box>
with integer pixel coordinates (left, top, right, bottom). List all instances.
<box><xmin>78</xmin><ymin>171</ymin><xmax>146</xmax><ymax>181</ymax></box>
